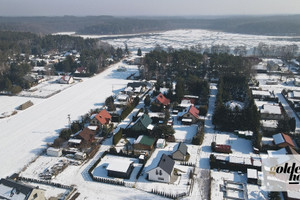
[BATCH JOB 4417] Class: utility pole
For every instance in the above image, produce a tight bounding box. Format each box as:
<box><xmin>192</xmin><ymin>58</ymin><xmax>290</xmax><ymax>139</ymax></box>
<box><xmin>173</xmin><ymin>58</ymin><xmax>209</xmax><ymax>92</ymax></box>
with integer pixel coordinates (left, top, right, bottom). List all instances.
<box><xmin>67</xmin><ymin>114</ymin><xmax>71</xmax><ymax>127</ymax></box>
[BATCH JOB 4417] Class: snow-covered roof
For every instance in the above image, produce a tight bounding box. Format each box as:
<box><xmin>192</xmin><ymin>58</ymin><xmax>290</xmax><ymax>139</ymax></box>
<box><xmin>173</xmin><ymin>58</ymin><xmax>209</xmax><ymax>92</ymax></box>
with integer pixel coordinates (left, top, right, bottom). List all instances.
<box><xmin>68</xmin><ymin>138</ymin><xmax>82</xmax><ymax>144</ymax></box>
<box><xmin>215</xmin><ymin>155</ymin><xmax>228</xmax><ymax>161</ymax></box>
<box><xmin>182</xmin><ymin>118</ymin><xmax>192</xmax><ymax>122</ymax></box>
<box><xmin>87</xmin><ymin>126</ymin><xmax>98</xmax><ymax>131</ymax></box>
<box><xmin>273</xmin><ymin>133</ymin><xmax>284</xmax><ymax>144</ymax></box>
<box><xmin>261</xmin><ymin>120</ymin><xmax>278</xmax><ymax>128</ymax></box>
<box><xmin>287</xmin><ymin>191</ymin><xmax>300</xmax><ymax>199</ymax></box>
<box><xmin>260</xmin><ymin>104</ymin><xmax>281</xmax><ymax>115</ymax></box>
<box><xmin>117</xmin><ymin>94</ymin><xmax>129</xmax><ymax>101</ymax></box>
<box><xmin>247</xmin><ymin>168</ymin><xmax>257</xmax><ymax>179</ymax></box>
<box><xmin>0</xmin><ymin>183</ymin><xmax>26</xmax><ymax>200</ymax></box>
<box><xmin>252</xmin><ymin>90</ymin><xmax>270</xmax><ymax>97</ymax></box>
<box><xmin>293</xmin><ymin>91</ymin><xmax>300</xmax><ymax>99</ymax></box>
<box><xmin>106</xmin><ymin>159</ymin><xmax>133</xmax><ymax>173</ymax></box>
<box><xmin>267</xmin><ymin>148</ymin><xmax>287</xmax><ymax>156</ymax></box>
<box><xmin>90</xmin><ymin>113</ymin><xmax>97</xmax><ymax>120</ymax></box>
<box><xmin>157</xmin><ymin>138</ymin><xmax>165</xmax><ymax>144</ymax></box>
<box><xmin>179</xmin><ymin>99</ymin><xmax>193</xmax><ymax>108</ymax></box>
<box><xmin>147</xmin><ymin>124</ymin><xmax>154</xmax><ymax>130</ymax></box>
<box><xmin>229</xmin><ymin>156</ymin><xmax>244</xmax><ymax>164</ymax></box>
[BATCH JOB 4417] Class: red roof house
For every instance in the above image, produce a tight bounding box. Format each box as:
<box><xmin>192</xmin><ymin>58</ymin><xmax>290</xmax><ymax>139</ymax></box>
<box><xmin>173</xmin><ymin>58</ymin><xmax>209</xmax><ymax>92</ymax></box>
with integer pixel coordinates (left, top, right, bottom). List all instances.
<box><xmin>78</xmin><ymin>127</ymin><xmax>95</xmax><ymax>143</ymax></box>
<box><xmin>155</xmin><ymin>93</ymin><xmax>170</xmax><ymax>106</ymax></box>
<box><xmin>90</xmin><ymin>110</ymin><xmax>112</xmax><ymax>126</ymax></box>
<box><xmin>273</xmin><ymin>133</ymin><xmax>295</xmax><ymax>148</ymax></box>
<box><xmin>179</xmin><ymin>105</ymin><xmax>199</xmax><ymax>124</ymax></box>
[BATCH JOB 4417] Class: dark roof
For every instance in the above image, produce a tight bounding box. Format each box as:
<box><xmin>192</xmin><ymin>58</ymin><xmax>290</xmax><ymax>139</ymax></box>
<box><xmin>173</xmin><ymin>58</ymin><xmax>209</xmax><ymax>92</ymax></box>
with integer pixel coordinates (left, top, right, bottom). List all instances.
<box><xmin>132</xmin><ymin>114</ymin><xmax>152</xmax><ymax>130</ymax></box>
<box><xmin>157</xmin><ymin>154</ymin><xmax>175</xmax><ymax>175</ymax></box>
<box><xmin>138</xmin><ymin>135</ymin><xmax>155</xmax><ymax>146</ymax></box>
<box><xmin>176</xmin><ymin>142</ymin><xmax>188</xmax><ymax>156</ymax></box>
<box><xmin>127</xmin><ymin>82</ymin><xmax>147</xmax><ymax>88</ymax></box>
<box><xmin>78</xmin><ymin>127</ymin><xmax>95</xmax><ymax>142</ymax></box>
<box><xmin>0</xmin><ymin>178</ymin><xmax>34</xmax><ymax>197</ymax></box>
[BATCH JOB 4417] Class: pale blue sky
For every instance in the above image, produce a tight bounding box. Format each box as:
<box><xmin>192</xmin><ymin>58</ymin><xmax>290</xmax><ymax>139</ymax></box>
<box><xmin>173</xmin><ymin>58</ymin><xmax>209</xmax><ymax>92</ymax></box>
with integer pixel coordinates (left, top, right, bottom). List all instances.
<box><xmin>0</xmin><ymin>0</ymin><xmax>300</xmax><ymax>16</ymax></box>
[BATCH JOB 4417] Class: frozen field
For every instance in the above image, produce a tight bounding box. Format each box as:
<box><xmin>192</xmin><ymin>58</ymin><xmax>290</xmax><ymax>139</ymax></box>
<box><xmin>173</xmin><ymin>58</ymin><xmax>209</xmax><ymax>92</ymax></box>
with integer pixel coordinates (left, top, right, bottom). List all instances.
<box><xmin>70</xmin><ymin>29</ymin><xmax>300</xmax><ymax>53</ymax></box>
<box><xmin>0</xmin><ymin>60</ymin><xmax>138</xmax><ymax>178</ymax></box>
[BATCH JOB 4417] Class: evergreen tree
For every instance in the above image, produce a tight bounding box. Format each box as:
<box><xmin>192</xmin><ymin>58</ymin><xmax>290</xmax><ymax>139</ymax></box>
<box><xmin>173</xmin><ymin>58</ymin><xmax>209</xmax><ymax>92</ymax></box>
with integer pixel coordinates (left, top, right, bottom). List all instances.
<box><xmin>137</xmin><ymin>48</ymin><xmax>142</xmax><ymax>56</ymax></box>
<box><xmin>144</xmin><ymin>95</ymin><xmax>151</xmax><ymax>107</ymax></box>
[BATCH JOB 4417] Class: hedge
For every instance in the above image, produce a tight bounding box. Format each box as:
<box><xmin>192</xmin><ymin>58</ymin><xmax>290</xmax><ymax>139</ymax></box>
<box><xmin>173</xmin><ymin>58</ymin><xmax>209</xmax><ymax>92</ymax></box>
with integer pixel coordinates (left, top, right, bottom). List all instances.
<box><xmin>113</xmin><ymin>128</ymin><xmax>123</xmax><ymax>145</ymax></box>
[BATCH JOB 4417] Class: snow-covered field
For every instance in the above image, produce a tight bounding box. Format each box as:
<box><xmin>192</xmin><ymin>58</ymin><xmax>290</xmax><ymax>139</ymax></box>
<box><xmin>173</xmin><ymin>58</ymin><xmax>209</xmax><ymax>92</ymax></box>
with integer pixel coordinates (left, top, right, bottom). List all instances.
<box><xmin>0</xmin><ymin>60</ymin><xmax>138</xmax><ymax>178</ymax></box>
<box><xmin>69</xmin><ymin>29</ymin><xmax>300</xmax><ymax>53</ymax></box>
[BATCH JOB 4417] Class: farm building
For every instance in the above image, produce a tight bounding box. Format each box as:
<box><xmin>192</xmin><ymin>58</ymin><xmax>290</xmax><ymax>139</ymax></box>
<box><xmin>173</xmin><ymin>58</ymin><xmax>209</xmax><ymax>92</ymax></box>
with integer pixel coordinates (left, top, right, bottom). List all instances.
<box><xmin>106</xmin><ymin>159</ymin><xmax>134</xmax><ymax>179</ymax></box>
<box><xmin>147</xmin><ymin>154</ymin><xmax>175</xmax><ymax>183</ymax></box>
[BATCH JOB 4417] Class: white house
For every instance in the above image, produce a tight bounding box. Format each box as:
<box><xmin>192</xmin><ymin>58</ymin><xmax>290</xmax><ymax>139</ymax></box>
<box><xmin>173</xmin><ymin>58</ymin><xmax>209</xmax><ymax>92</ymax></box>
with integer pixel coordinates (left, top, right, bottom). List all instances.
<box><xmin>147</xmin><ymin>154</ymin><xmax>175</xmax><ymax>183</ymax></box>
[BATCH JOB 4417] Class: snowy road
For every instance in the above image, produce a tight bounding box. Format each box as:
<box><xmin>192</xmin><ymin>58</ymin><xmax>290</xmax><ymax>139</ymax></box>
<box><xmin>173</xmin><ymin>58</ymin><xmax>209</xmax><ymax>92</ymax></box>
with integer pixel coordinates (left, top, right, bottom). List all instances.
<box><xmin>0</xmin><ymin>60</ymin><xmax>138</xmax><ymax>178</ymax></box>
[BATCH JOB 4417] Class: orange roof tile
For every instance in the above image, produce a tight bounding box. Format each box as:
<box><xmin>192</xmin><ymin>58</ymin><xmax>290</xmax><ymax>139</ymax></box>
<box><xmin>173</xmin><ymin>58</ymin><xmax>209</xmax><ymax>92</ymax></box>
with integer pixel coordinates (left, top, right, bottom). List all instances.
<box><xmin>282</xmin><ymin>133</ymin><xmax>295</xmax><ymax>147</ymax></box>
<box><xmin>188</xmin><ymin>105</ymin><xmax>199</xmax><ymax>119</ymax></box>
<box><xmin>95</xmin><ymin>110</ymin><xmax>112</xmax><ymax>125</ymax></box>
<box><xmin>156</xmin><ymin>93</ymin><xmax>170</xmax><ymax>106</ymax></box>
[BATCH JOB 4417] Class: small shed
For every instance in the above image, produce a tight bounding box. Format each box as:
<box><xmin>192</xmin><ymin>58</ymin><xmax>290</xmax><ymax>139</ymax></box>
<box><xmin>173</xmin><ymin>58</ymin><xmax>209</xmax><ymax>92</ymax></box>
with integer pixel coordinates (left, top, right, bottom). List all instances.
<box><xmin>156</xmin><ymin>139</ymin><xmax>166</xmax><ymax>148</ymax></box>
<box><xmin>215</xmin><ymin>144</ymin><xmax>231</xmax><ymax>154</ymax></box>
<box><xmin>47</xmin><ymin>147</ymin><xmax>62</xmax><ymax>157</ymax></box>
<box><xmin>75</xmin><ymin>152</ymin><xmax>86</xmax><ymax>160</ymax></box>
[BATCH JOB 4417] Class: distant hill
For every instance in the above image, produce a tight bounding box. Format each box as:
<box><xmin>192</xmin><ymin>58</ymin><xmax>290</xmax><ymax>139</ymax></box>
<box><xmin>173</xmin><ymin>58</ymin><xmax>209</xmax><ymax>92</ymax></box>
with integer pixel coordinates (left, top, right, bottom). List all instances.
<box><xmin>1</xmin><ymin>15</ymin><xmax>300</xmax><ymax>36</ymax></box>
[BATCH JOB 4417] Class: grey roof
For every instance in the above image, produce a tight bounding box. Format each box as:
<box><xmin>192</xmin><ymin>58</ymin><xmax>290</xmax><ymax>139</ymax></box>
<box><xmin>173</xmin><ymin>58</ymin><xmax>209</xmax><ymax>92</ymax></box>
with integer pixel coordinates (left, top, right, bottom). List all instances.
<box><xmin>0</xmin><ymin>178</ymin><xmax>34</xmax><ymax>197</ymax></box>
<box><xmin>127</xmin><ymin>82</ymin><xmax>148</xmax><ymax>88</ymax></box>
<box><xmin>176</xmin><ymin>142</ymin><xmax>188</xmax><ymax>156</ymax></box>
<box><xmin>157</xmin><ymin>154</ymin><xmax>175</xmax><ymax>175</ymax></box>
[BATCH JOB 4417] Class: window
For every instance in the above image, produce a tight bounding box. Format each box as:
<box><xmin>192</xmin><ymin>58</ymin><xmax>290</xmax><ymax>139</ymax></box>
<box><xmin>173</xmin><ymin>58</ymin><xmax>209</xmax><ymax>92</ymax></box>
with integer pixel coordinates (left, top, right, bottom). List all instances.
<box><xmin>159</xmin><ymin>170</ymin><xmax>162</xmax><ymax>176</ymax></box>
<box><xmin>158</xmin><ymin>177</ymin><xmax>164</xmax><ymax>180</ymax></box>
<box><xmin>33</xmin><ymin>193</ymin><xmax>38</xmax><ymax>199</ymax></box>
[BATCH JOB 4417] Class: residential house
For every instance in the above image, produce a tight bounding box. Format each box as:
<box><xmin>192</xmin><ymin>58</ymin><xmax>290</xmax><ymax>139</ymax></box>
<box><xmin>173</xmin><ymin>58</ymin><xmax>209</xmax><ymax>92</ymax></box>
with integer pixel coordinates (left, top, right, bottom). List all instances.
<box><xmin>172</xmin><ymin>142</ymin><xmax>188</xmax><ymax>161</ymax></box>
<box><xmin>0</xmin><ymin>178</ymin><xmax>45</xmax><ymax>200</ymax></box>
<box><xmin>273</xmin><ymin>133</ymin><xmax>295</xmax><ymax>148</ymax></box>
<box><xmin>178</xmin><ymin>105</ymin><xmax>199</xmax><ymax>124</ymax></box>
<box><xmin>155</xmin><ymin>93</ymin><xmax>170</xmax><ymax>107</ymax></box>
<box><xmin>133</xmin><ymin>135</ymin><xmax>155</xmax><ymax>153</ymax></box>
<box><xmin>260</xmin><ymin>104</ymin><xmax>283</xmax><ymax>120</ymax></box>
<box><xmin>114</xmin><ymin>94</ymin><xmax>132</xmax><ymax>107</ymax></box>
<box><xmin>59</xmin><ymin>75</ymin><xmax>74</xmax><ymax>84</ymax></box>
<box><xmin>147</xmin><ymin>154</ymin><xmax>175</xmax><ymax>183</ymax></box>
<box><xmin>90</xmin><ymin>109</ymin><xmax>112</xmax><ymax>132</ymax></box>
<box><xmin>107</xmin><ymin>159</ymin><xmax>134</xmax><ymax>179</ymax></box>
<box><xmin>127</xmin><ymin>82</ymin><xmax>149</xmax><ymax>94</ymax></box>
<box><xmin>130</xmin><ymin>114</ymin><xmax>153</xmax><ymax>133</ymax></box>
<box><xmin>77</xmin><ymin>127</ymin><xmax>95</xmax><ymax>144</ymax></box>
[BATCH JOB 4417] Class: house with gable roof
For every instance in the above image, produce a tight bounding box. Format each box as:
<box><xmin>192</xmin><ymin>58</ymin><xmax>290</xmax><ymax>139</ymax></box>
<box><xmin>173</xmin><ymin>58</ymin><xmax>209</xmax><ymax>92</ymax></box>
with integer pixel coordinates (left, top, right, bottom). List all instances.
<box><xmin>130</xmin><ymin>114</ymin><xmax>153</xmax><ymax>133</ymax></box>
<box><xmin>172</xmin><ymin>142</ymin><xmax>188</xmax><ymax>161</ymax></box>
<box><xmin>0</xmin><ymin>178</ymin><xmax>45</xmax><ymax>200</ymax></box>
<box><xmin>155</xmin><ymin>93</ymin><xmax>170</xmax><ymax>107</ymax></box>
<box><xmin>273</xmin><ymin>133</ymin><xmax>295</xmax><ymax>148</ymax></box>
<box><xmin>90</xmin><ymin>109</ymin><xmax>112</xmax><ymax>132</ymax></box>
<box><xmin>147</xmin><ymin>154</ymin><xmax>175</xmax><ymax>183</ymax></box>
<box><xmin>133</xmin><ymin>135</ymin><xmax>155</xmax><ymax>154</ymax></box>
<box><xmin>77</xmin><ymin>127</ymin><xmax>95</xmax><ymax>144</ymax></box>
<box><xmin>178</xmin><ymin>105</ymin><xmax>199</xmax><ymax>124</ymax></box>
